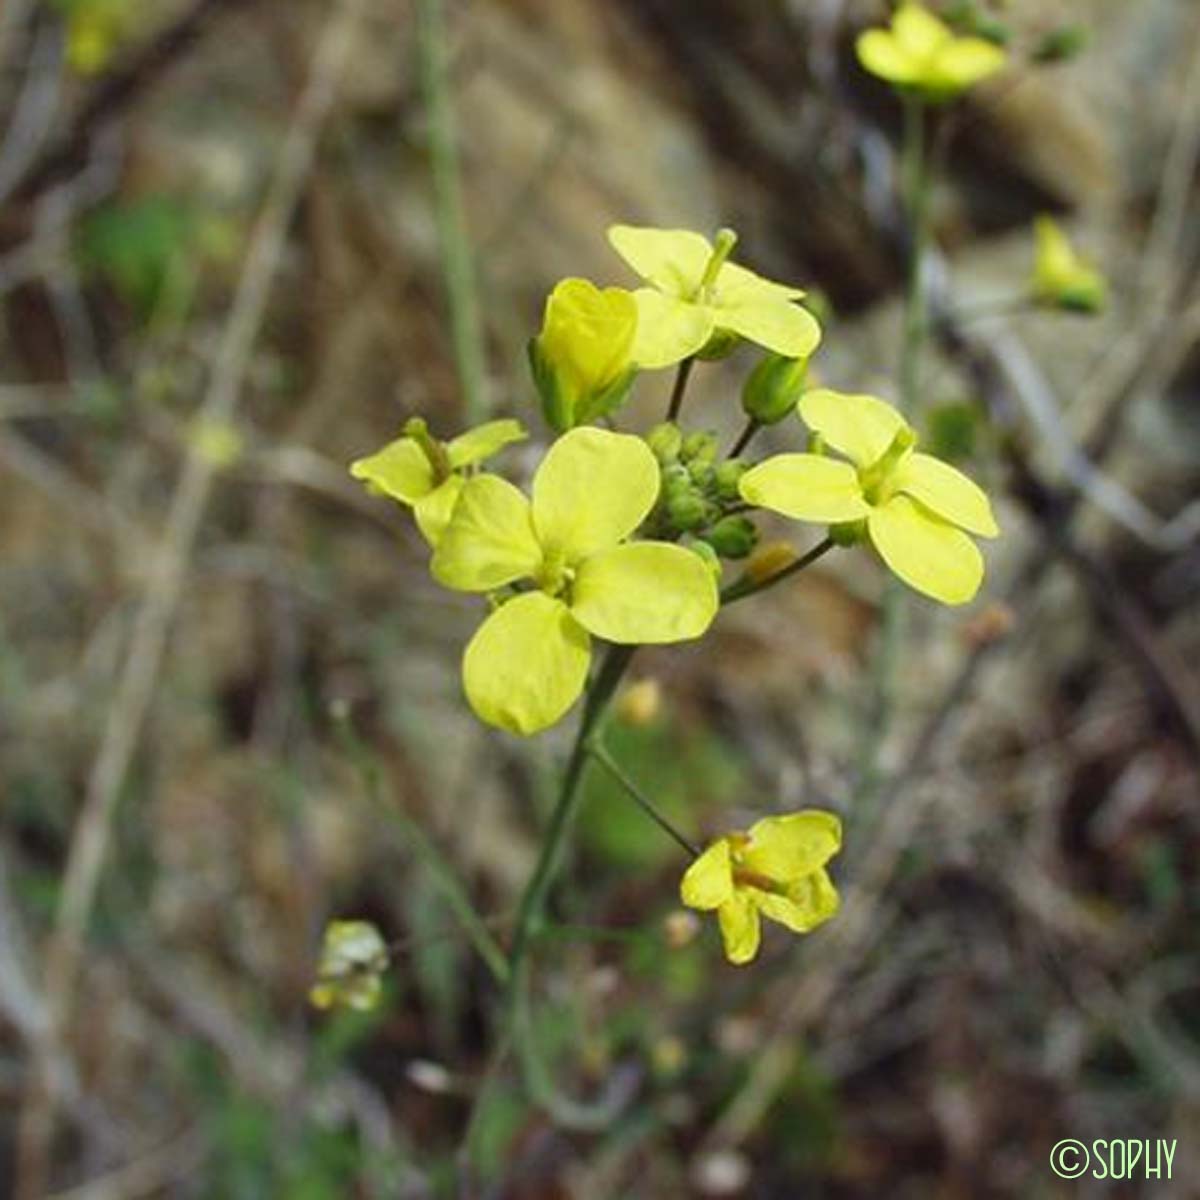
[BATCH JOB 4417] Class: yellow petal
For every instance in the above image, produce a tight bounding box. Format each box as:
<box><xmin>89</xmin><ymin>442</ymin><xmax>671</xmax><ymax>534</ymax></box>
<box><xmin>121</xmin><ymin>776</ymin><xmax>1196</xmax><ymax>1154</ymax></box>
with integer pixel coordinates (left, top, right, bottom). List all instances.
<box><xmin>935</xmin><ymin>37</ymin><xmax>1006</xmax><ymax>89</ymax></box>
<box><xmin>413</xmin><ymin>475</ymin><xmax>464</xmax><ymax>547</ymax></box>
<box><xmin>680</xmin><ymin>839</ymin><xmax>734</xmax><ymax>910</ymax></box>
<box><xmin>446</xmin><ymin>418</ymin><xmax>527</xmax><ymax>469</ymax></box>
<box><xmin>431</xmin><ymin>474</ymin><xmax>542</xmax><ymax>592</ymax></box>
<box><xmin>607</xmin><ymin>225</ymin><xmax>712</xmax><ymax>296</ymax></box>
<box><xmin>716</xmin><ymin>297</ymin><xmax>822</xmax><ymax>360</ymax></box>
<box><xmin>856</xmin><ymin>29</ymin><xmax>919</xmax><ymax>85</ymax></box>
<box><xmin>350</xmin><ymin>437</ymin><xmax>434</xmax><ymax>504</ymax></box>
<box><xmin>531</xmin><ymin>428</ymin><xmax>659</xmax><ymax>561</ymax></box>
<box><xmin>539</xmin><ymin>278</ymin><xmax>637</xmax><ymax>395</ymax></box>
<box><xmin>756</xmin><ymin>867</ymin><xmax>840</xmax><ymax>934</ymax></box>
<box><xmin>739</xmin><ymin>454</ymin><xmax>870</xmax><ymax>523</ymax></box>
<box><xmin>462</xmin><ymin>593</ymin><xmax>591</xmax><ymax>735</ymax></box>
<box><xmin>741</xmin><ymin>810</ymin><xmax>843</xmax><ymax>881</ymax></box>
<box><xmin>868</xmin><ymin>495</ymin><xmax>984</xmax><ymax>605</ymax></box>
<box><xmin>892</xmin><ymin>452</ymin><xmax>998</xmax><ymax>537</ymax></box>
<box><xmin>717</xmin><ymin>894</ymin><xmax>762</xmax><ymax>965</ymax></box>
<box><xmin>715</xmin><ymin>260</ymin><xmax>805</xmax><ymax>304</ymax></box>
<box><xmin>798</xmin><ymin>388</ymin><xmax>908</xmax><ymax>468</ymax></box>
<box><xmin>893</xmin><ymin>3</ymin><xmax>952</xmax><ymax>59</ymax></box>
<box><xmin>571</xmin><ymin>542</ymin><xmax>718</xmax><ymax>644</ymax></box>
<box><xmin>629</xmin><ymin>288</ymin><xmax>715</xmax><ymax>369</ymax></box>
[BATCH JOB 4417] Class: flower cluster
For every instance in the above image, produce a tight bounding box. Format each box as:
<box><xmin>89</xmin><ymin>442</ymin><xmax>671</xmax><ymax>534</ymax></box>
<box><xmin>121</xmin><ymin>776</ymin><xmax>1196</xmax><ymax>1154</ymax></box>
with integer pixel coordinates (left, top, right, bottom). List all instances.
<box><xmin>344</xmin><ymin>221</ymin><xmax>1005</xmax><ymax>967</ymax></box>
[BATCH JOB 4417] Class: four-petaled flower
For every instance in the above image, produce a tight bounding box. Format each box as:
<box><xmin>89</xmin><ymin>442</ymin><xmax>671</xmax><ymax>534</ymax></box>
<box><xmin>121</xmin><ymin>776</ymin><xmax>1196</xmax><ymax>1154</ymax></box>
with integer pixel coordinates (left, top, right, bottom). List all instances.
<box><xmin>1032</xmin><ymin>216</ymin><xmax>1107</xmax><ymax>314</ymax></box>
<box><xmin>856</xmin><ymin>3</ymin><xmax>1007</xmax><ymax>102</ymax></box>
<box><xmin>432</xmin><ymin>427</ymin><xmax>719</xmax><ymax>735</ymax></box>
<box><xmin>607</xmin><ymin>225</ymin><xmax>821</xmax><ymax>370</ymax></box>
<box><xmin>351</xmin><ymin>417</ymin><xmax>526</xmax><ymax>547</ymax></box>
<box><xmin>681</xmin><ymin>810</ymin><xmax>842</xmax><ymax>965</ymax></box>
<box><xmin>739</xmin><ymin>388</ymin><xmax>999</xmax><ymax>605</ymax></box>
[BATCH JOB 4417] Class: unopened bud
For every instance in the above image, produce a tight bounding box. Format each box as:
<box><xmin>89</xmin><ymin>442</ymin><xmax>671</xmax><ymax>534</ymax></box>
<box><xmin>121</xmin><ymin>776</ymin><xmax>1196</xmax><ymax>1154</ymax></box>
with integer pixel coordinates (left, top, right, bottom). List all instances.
<box><xmin>742</xmin><ymin>353</ymin><xmax>808</xmax><ymax>425</ymax></box>
<box><xmin>714</xmin><ymin>459</ymin><xmax>748</xmax><ymax>501</ymax></box>
<box><xmin>705</xmin><ymin>515</ymin><xmax>759</xmax><ymax>559</ymax></box>
<box><xmin>681</xmin><ymin>430</ymin><xmax>718</xmax><ymax>466</ymax></box>
<box><xmin>646</xmin><ymin>421</ymin><xmax>683</xmax><ymax>463</ymax></box>
<box><xmin>667</xmin><ymin>489</ymin><xmax>709</xmax><ymax>532</ymax></box>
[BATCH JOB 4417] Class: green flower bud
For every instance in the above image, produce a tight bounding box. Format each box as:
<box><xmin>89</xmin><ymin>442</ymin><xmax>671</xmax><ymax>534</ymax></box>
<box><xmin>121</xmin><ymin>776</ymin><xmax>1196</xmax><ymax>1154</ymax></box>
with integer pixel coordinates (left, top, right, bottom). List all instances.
<box><xmin>705</xmin><ymin>515</ymin><xmax>759</xmax><ymax>559</ymax></box>
<box><xmin>666</xmin><ymin>489</ymin><xmax>710</xmax><ymax>532</ymax></box>
<box><xmin>714</xmin><ymin>459</ymin><xmax>748</xmax><ymax>501</ymax></box>
<box><xmin>742</xmin><ymin>353</ymin><xmax>808</xmax><ymax>425</ymax></box>
<box><xmin>680</xmin><ymin>430</ymin><xmax>718</xmax><ymax>466</ymax></box>
<box><xmin>687</xmin><ymin>459</ymin><xmax>715</xmax><ymax>490</ymax></box>
<box><xmin>646</xmin><ymin>421</ymin><xmax>684</xmax><ymax>464</ymax></box>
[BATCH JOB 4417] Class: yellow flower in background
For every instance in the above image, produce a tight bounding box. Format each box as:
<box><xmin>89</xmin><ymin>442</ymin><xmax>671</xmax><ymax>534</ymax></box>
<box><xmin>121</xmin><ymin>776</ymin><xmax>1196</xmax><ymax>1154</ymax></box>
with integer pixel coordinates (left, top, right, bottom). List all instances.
<box><xmin>432</xmin><ymin>428</ymin><xmax>718</xmax><ymax>735</ymax></box>
<box><xmin>350</xmin><ymin>417</ymin><xmax>526</xmax><ymax>547</ymax></box>
<box><xmin>856</xmin><ymin>3</ymin><xmax>1007</xmax><ymax>102</ymax></box>
<box><xmin>309</xmin><ymin>920</ymin><xmax>389</xmax><ymax>1012</ymax></box>
<box><xmin>59</xmin><ymin>0</ymin><xmax>134</xmax><ymax>75</ymax></box>
<box><xmin>681</xmin><ymin>810</ymin><xmax>842</xmax><ymax>965</ymax></box>
<box><xmin>607</xmin><ymin>225</ymin><xmax>821</xmax><ymax>369</ymax></box>
<box><xmin>531</xmin><ymin>278</ymin><xmax>639</xmax><ymax>432</ymax></box>
<box><xmin>1031</xmin><ymin>216</ymin><xmax>1107</xmax><ymax>314</ymax></box>
<box><xmin>739</xmin><ymin>388</ymin><xmax>998</xmax><ymax>605</ymax></box>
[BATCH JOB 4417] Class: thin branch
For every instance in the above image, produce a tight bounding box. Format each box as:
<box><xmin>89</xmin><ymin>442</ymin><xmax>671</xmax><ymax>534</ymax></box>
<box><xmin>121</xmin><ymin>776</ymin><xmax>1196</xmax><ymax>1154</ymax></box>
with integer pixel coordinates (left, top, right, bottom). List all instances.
<box><xmin>587</xmin><ymin>741</ymin><xmax>700</xmax><ymax>857</ymax></box>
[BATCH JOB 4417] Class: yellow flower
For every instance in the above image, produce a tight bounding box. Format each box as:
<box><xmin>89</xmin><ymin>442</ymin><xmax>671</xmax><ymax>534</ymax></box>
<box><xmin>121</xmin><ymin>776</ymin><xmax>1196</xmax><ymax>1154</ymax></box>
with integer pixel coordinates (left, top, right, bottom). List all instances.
<box><xmin>432</xmin><ymin>428</ymin><xmax>719</xmax><ymax>735</ymax></box>
<box><xmin>1031</xmin><ymin>216</ymin><xmax>1106</xmax><ymax>314</ymax></box>
<box><xmin>681</xmin><ymin>810</ymin><xmax>842</xmax><ymax>965</ymax></box>
<box><xmin>350</xmin><ymin>417</ymin><xmax>526</xmax><ymax>546</ymax></box>
<box><xmin>531</xmin><ymin>278</ymin><xmax>639</xmax><ymax>432</ymax></box>
<box><xmin>739</xmin><ymin>389</ymin><xmax>999</xmax><ymax>605</ymax></box>
<box><xmin>309</xmin><ymin>920</ymin><xmax>389</xmax><ymax>1012</ymax></box>
<box><xmin>607</xmin><ymin>225</ymin><xmax>821</xmax><ymax>370</ymax></box>
<box><xmin>856</xmin><ymin>3</ymin><xmax>1007</xmax><ymax>102</ymax></box>
<box><xmin>61</xmin><ymin>0</ymin><xmax>132</xmax><ymax>75</ymax></box>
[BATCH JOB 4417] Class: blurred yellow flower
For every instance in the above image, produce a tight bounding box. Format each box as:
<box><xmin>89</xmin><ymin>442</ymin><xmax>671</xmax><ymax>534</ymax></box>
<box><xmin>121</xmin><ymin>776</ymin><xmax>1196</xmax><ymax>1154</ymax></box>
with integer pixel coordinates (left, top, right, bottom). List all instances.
<box><xmin>531</xmin><ymin>278</ymin><xmax>638</xmax><ymax>432</ymax></box>
<box><xmin>739</xmin><ymin>388</ymin><xmax>998</xmax><ymax>605</ymax></box>
<box><xmin>681</xmin><ymin>810</ymin><xmax>842</xmax><ymax>965</ymax></box>
<box><xmin>1032</xmin><ymin>216</ymin><xmax>1107</xmax><ymax>314</ymax></box>
<box><xmin>856</xmin><ymin>3</ymin><xmax>1007</xmax><ymax>102</ymax></box>
<box><xmin>607</xmin><ymin>225</ymin><xmax>821</xmax><ymax>369</ymax></box>
<box><xmin>309</xmin><ymin>920</ymin><xmax>389</xmax><ymax>1012</ymax></box>
<box><xmin>350</xmin><ymin>417</ymin><xmax>526</xmax><ymax>547</ymax></box>
<box><xmin>432</xmin><ymin>428</ymin><xmax>718</xmax><ymax>735</ymax></box>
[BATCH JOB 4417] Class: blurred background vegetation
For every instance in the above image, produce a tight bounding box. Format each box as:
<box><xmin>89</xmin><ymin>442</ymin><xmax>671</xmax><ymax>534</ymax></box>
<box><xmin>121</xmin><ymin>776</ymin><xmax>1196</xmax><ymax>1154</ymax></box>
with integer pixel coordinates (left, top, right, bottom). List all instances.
<box><xmin>1</xmin><ymin>0</ymin><xmax>1199</xmax><ymax>1196</ymax></box>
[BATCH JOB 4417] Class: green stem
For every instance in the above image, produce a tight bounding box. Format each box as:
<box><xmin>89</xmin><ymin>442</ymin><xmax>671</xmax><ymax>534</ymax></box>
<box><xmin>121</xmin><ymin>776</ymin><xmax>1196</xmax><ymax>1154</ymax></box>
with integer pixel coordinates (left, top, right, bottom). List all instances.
<box><xmin>666</xmin><ymin>357</ymin><xmax>695</xmax><ymax>422</ymax></box>
<box><xmin>507</xmin><ymin>645</ymin><xmax>636</xmax><ymax>972</ymax></box>
<box><xmin>416</xmin><ymin>0</ymin><xmax>488</xmax><ymax>423</ymax></box>
<box><xmin>728</xmin><ymin>416</ymin><xmax>760</xmax><ymax>458</ymax></box>
<box><xmin>505</xmin><ymin>644</ymin><xmax>637</xmax><ymax>1129</ymax></box>
<box><xmin>587</xmin><ymin>742</ymin><xmax>700</xmax><ymax>857</ymax></box>
<box><xmin>720</xmin><ymin>536</ymin><xmax>836</xmax><ymax>606</ymax></box>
